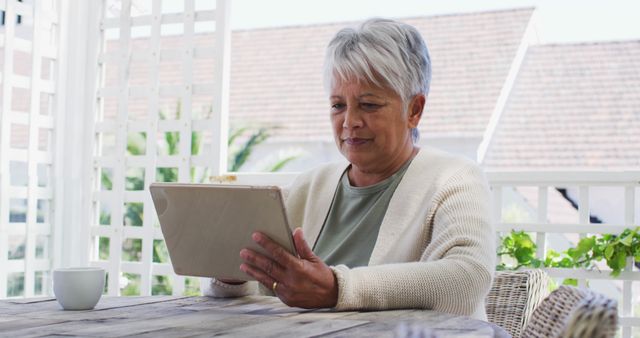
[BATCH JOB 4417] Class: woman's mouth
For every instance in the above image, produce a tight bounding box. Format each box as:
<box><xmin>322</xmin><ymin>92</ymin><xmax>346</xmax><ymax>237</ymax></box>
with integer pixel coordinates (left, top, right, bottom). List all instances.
<box><xmin>344</xmin><ymin>138</ymin><xmax>369</xmax><ymax>145</ymax></box>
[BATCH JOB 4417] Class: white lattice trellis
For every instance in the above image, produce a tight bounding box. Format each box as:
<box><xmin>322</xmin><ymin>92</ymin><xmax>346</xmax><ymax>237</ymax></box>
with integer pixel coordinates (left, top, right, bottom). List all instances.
<box><xmin>90</xmin><ymin>0</ymin><xmax>231</xmax><ymax>296</ymax></box>
<box><xmin>0</xmin><ymin>0</ymin><xmax>59</xmax><ymax>299</ymax></box>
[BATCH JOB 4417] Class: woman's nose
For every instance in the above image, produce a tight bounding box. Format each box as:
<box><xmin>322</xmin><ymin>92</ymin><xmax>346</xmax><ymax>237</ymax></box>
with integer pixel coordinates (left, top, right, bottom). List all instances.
<box><xmin>342</xmin><ymin>107</ymin><xmax>363</xmax><ymax>129</ymax></box>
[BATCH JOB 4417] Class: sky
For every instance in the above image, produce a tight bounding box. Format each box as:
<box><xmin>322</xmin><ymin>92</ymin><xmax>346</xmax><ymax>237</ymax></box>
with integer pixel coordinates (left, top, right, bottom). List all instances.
<box><xmin>229</xmin><ymin>0</ymin><xmax>640</xmax><ymax>43</ymax></box>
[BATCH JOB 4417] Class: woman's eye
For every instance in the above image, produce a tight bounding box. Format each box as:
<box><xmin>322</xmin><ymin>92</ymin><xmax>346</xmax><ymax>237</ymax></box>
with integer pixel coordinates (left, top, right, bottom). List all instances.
<box><xmin>331</xmin><ymin>103</ymin><xmax>345</xmax><ymax>111</ymax></box>
<box><xmin>361</xmin><ymin>103</ymin><xmax>380</xmax><ymax>110</ymax></box>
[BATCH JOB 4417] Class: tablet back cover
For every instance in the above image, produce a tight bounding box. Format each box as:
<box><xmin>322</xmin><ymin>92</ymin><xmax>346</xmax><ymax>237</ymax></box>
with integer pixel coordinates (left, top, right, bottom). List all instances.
<box><xmin>150</xmin><ymin>183</ymin><xmax>295</xmax><ymax>280</ymax></box>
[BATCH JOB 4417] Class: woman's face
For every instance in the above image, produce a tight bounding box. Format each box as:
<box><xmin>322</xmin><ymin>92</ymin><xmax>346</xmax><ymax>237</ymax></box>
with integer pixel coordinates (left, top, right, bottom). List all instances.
<box><xmin>330</xmin><ymin>79</ymin><xmax>423</xmax><ymax>174</ymax></box>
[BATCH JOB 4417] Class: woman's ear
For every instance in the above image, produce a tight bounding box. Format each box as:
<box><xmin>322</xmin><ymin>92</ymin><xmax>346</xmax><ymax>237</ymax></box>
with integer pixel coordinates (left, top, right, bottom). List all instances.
<box><xmin>408</xmin><ymin>94</ymin><xmax>426</xmax><ymax>128</ymax></box>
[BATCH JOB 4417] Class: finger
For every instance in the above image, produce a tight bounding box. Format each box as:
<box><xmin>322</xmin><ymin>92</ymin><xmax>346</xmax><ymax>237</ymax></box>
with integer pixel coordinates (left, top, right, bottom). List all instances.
<box><xmin>239</xmin><ymin>248</ymin><xmax>285</xmax><ymax>281</ymax></box>
<box><xmin>293</xmin><ymin>228</ymin><xmax>315</xmax><ymax>260</ymax></box>
<box><xmin>239</xmin><ymin>263</ymin><xmax>276</xmax><ymax>291</ymax></box>
<box><xmin>252</xmin><ymin>232</ymin><xmax>298</xmax><ymax>267</ymax></box>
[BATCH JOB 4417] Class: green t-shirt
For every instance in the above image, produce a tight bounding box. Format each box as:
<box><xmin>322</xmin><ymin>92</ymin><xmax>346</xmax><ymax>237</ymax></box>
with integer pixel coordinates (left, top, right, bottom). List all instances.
<box><xmin>313</xmin><ymin>159</ymin><xmax>413</xmax><ymax>268</ymax></box>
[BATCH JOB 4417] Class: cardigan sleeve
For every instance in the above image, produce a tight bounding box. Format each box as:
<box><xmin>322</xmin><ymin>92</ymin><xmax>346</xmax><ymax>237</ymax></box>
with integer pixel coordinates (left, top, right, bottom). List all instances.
<box><xmin>330</xmin><ymin>163</ymin><xmax>495</xmax><ymax>317</ymax></box>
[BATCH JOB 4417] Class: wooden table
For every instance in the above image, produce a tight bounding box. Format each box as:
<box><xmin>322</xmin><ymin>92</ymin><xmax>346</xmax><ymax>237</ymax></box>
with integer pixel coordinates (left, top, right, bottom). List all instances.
<box><xmin>0</xmin><ymin>295</ymin><xmax>510</xmax><ymax>337</ymax></box>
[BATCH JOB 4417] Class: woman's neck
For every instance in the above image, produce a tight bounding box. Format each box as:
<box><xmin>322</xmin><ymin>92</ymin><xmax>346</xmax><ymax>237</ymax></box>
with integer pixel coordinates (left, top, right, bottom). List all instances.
<box><xmin>348</xmin><ymin>146</ymin><xmax>419</xmax><ymax>187</ymax></box>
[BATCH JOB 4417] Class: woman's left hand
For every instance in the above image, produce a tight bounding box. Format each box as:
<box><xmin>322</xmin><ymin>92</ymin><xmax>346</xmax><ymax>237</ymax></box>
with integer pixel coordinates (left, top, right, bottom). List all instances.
<box><xmin>239</xmin><ymin>227</ymin><xmax>338</xmax><ymax>308</ymax></box>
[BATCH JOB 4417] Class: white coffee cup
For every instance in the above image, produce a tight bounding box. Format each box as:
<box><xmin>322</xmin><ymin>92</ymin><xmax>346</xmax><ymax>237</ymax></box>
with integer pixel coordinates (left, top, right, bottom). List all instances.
<box><xmin>53</xmin><ymin>267</ymin><xmax>105</xmax><ymax>310</ymax></box>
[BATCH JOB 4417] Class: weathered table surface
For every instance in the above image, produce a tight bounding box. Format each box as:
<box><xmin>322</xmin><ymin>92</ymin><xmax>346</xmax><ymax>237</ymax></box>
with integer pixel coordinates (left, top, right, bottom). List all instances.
<box><xmin>0</xmin><ymin>295</ymin><xmax>510</xmax><ymax>337</ymax></box>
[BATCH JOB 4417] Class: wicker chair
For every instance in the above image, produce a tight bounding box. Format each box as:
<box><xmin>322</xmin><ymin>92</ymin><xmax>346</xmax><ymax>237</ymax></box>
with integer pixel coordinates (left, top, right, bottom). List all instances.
<box><xmin>521</xmin><ymin>285</ymin><xmax>618</xmax><ymax>338</ymax></box>
<box><xmin>485</xmin><ymin>270</ymin><xmax>550</xmax><ymax>337</ymax></box>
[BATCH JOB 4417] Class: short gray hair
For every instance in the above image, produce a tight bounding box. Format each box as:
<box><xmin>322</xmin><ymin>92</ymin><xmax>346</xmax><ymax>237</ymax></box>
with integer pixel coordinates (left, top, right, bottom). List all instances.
<box><xmin>323</xmin><ymin>18</ymin><xmax>432</xmax><ymax>142</ymax></box>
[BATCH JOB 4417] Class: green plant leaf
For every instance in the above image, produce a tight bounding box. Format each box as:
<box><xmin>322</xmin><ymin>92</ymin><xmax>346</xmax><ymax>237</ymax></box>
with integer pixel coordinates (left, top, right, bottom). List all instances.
<box><xmin>228</xmin><ymin>126</ymin><xmax>249</xmax><ymax>147</ymax></box>
<box><xmin>498</xmin><ymin>226</ymin><xmax>637</xmax><ymax>277</ymax></box>
<box><xmin>230</xmin><ymin>128</ymin><xmax>269</xmax><ymax>171</ymax></box>
<box><xmin>605</xmin><ymin>251</ymin><xmax>627</xmax><ymax>277</ymax></box>
<box><xmin>165</xmin><ymin>132</ymin><xmax>179</xmax><ymax>155</ymax></box>
<box><xmin>576</xmin><ymin>236</ymin><xmax>595</xmax><ymax>255</ymax></box>
<box><xmin>562</xmin><ymin>278</ymin><xmax>578</xmax><ymax>286</ymax></box>
<box><xmin>101</xmin><ymin>172</ymin><xmax>112</xmax><ymax>190</ymax></box>
<box><xmin>514</xmin><ymin>247</ymin><xmax>534</xmax><ymax>264</ymax></box>
<box><xmin>558</xmin><ymin>257</ymin><xmax>573</xmax><ymax>268</ymax></box>
<box><xmin>546</xmin><ymin>249</ymin><xmax>559</xmax><ymax>259</ymax></box>
<box><xmin>126</xmin><ymin>177</ymin><xmax>144</xmax><ymax>191</ymax></box>
<box><xmin>127</xmin><ymin>133</ymin><xmax>146</xmax><ymax>156</ymax></box>
<box><xmin>531</xmin><ymin>258</ymin><xmax>543</xmax><ymax>268</ymax></box>
<box><xmin>620</xmin><ymin>233</ymin><xmax>633</xmax><ymax>247</ymax></box>
<box><xmin>191</xmin><ymin>132</ymin><xmax>202</xmax><ymax>156</ymax></box>
<box><xmin>503</xmin><ymin>235</ymin><xmax>514</xmax><ymax>248</ymax></box>
<box><xmin>157</xmin><ymin>167</ymin><xmax>178</xmax><ymax>183</ymax></box>
<box><xmin>604</xmin><ymin>244</ymin><xmax>615</xmax><ymax>260</ymax></box>
<box><xmin>567</xmin><ymin>248</ymin><xmax>579</xmax><ymax>261</ymax></box>
<box><xmin>268</xmin><ymin>155</ymin><xmax>297</xmax><ymax>172</ymax></box>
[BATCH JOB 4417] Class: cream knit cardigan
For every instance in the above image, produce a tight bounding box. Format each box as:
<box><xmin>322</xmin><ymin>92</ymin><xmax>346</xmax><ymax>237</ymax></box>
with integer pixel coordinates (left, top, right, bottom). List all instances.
<box><xmin>204</xmin><ymin>147</ymin><xmax>495</xmax><ymax>320</ymax></box>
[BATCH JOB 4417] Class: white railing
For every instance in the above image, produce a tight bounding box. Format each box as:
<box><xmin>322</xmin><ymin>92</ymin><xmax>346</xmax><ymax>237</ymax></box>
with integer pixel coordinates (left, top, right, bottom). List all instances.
<box><xmin>487</xmin><ymin>170</ymin><xmax>640</xmax><ymax>338</ymax></box>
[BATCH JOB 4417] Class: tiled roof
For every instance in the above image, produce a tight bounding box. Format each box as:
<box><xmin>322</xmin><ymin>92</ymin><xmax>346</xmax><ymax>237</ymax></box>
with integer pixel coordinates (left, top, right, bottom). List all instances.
<box><xmin>230</xmin><ymin>8</ymin><xmax>535</xmax><ymax>141</ymax></box>
<box><xmin>103</xmin><ymin>7</ymin><xmax>534</xmax><ymax>142</ymax></box>
<box><xmin>405</xmin><ymin>9</ymin><xmax>533</xmax><ymax>139</ymax></box>
<box><xmin>483</xmin><ymin>41</ymin><xmax>640</xmax><ymax>169</ymax></box>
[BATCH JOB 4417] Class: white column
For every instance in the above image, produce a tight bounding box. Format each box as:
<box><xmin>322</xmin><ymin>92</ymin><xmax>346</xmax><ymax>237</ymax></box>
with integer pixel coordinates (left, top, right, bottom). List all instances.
<box><xmin>53</xmin><ymin>0</ymin><xmax>104</xmax><ymax>271</ymax></box>
<box><xmin>210</xmin><ymin>0</ymin><xmax>231</xmax><ymax>177</ymax></box>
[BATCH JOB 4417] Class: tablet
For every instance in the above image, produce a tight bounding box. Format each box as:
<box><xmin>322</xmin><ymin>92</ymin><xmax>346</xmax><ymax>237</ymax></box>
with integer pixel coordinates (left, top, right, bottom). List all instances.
<box><xmin>149</xmin><ymin>183</ymin><xmax>296</xmax><ymax>281</ymax></box>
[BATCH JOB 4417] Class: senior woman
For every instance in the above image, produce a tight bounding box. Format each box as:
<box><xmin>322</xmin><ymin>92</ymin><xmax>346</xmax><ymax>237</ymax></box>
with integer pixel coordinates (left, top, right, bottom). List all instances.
<box><xmin>204</xmin><ymin>18</ymin><xmax>495</xmax><ymax>320</ymax></box>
